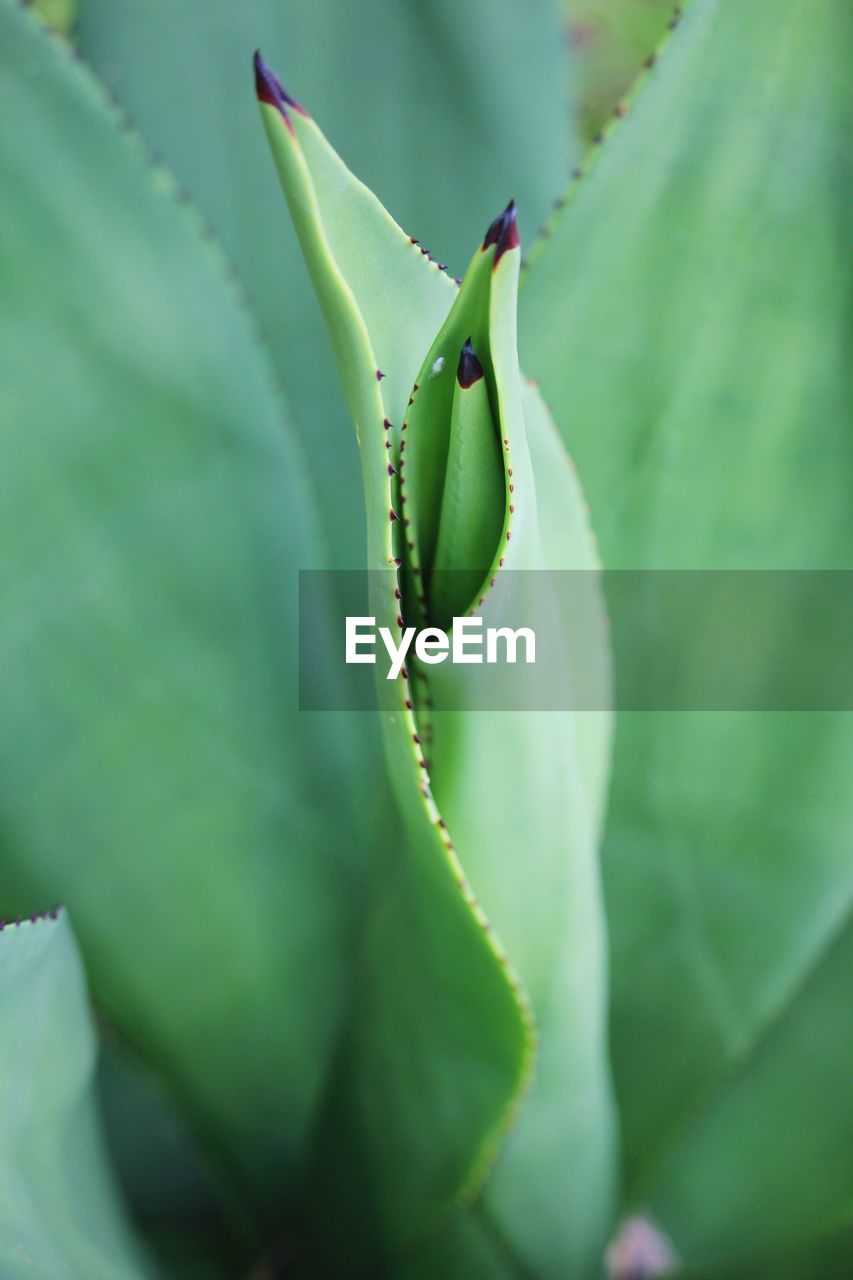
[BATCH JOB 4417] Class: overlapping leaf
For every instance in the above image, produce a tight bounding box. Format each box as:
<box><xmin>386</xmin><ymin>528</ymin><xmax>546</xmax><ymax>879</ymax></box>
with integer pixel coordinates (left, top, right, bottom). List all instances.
<box><xmin>0</xmin><ymin>0</ymin><xmax>367</xmax><ymax>1230</ymax></box>
<box><xmin>257</xmin><ymin>65</ymin><xmax>615</xmax><ymax>1276</ymax></box>
<box><xmin>521</xmin><ymin>0</ymin><xmax>853</xmax><ymax>1269</ymax></box>
<box><xmin>0</xmin><ymin>912</ymin><xmax>152</xmax><ymax>1279</ymax></box>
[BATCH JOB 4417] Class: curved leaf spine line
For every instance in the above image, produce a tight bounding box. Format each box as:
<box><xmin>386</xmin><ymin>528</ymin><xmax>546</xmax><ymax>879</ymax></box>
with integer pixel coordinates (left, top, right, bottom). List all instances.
<box><xmin>0</xmin><ymin>904</ymin><xmax>63</xmax><ymax>931</ymax></box>
<box><xmin>523</xmin><ymin>2</ymin><xmax>691</xmax><ymax>277</ymax></box>
<box><xmin>17</xmin><ymin>0</ymin><xmax>292</xmax><ymax>452</ymax></box>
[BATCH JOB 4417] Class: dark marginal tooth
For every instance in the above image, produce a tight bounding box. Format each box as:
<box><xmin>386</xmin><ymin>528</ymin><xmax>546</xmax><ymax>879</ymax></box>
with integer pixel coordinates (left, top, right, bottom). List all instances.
<box><xmin>376</xmin><ymin>369</ymin><xmax>386</xmax><ymax>381</ymax></box>
<box><xmin>389</xmin><ymin>508</ymin><xmax>399</xmax><ymax>522</ymax></box>
<box><xmin>387</xmin><ymin>463</ymin><xmax>397</xmax><ymax>475</ymax></box>
<box><xmin>457</xmin><ymin>338</ymin><xmax>485</xmax><ymax>389</ymax></box>
<box><xmin>483</xmin><ymin>198</ymin><xmax>515</xmax><ymax>250</ymax></box>
<box><xmin>482</xmin><ymin>198</ymin><xmax>520</xmax><ymax>265</ymax></box>
<box><xmin>253</xmin><ymin>50</ymin><xmax>306</xmax><ymax>117</ymax></box>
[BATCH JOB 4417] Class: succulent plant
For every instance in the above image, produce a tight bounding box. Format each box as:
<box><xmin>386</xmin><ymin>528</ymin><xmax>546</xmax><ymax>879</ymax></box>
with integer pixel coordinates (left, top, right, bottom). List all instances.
<box><xmin>0</xmin><ymin>1</ymin><xmax>849</xmax><ymax>1278</ymax></box>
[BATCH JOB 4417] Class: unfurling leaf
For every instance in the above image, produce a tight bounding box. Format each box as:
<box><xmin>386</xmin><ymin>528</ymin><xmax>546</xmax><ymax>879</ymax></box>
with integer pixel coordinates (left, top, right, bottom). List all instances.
<box><xmin>257</xmin><ymin>52</ymin><xmax>615</xmax><ymax>1278</ymax></box>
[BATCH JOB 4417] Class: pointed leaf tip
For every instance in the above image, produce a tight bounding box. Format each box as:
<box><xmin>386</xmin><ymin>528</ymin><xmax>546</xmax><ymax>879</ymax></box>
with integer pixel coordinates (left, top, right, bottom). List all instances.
<box><xmin>482</xmin><ymin>199</ymin><xmax>519</xmax><ymax>264</ymax></box>
<box><xmin>457</xmin><ymin>338</ymin><xmax>485</xmax><ymax>388</ymax></box>
<box><xmin>253</xmin><ymin>49</ymin><xmax>305</xmax><ymax>118</ymax></box>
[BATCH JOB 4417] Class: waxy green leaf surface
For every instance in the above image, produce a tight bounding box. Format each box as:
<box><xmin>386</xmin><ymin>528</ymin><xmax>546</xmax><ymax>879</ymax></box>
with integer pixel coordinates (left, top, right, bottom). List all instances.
<box><xmin>258</xmin><ymin>63</ymin><xmax>615</xmax><ymax>1276</ymax></box>
<box><xmin>0</xmin><ymin>914</ymin><xmax>152</xmax><ymax>1279</ymax></box>
<box><xmin>520</xmin><ymin>0</ymin><xmax>853</xmax><ymax>1269</ymax></box>
<box><xmin>0</xmin><ymin>0</ymin><xmax>367</xmax><ymax>1229</ymax></box>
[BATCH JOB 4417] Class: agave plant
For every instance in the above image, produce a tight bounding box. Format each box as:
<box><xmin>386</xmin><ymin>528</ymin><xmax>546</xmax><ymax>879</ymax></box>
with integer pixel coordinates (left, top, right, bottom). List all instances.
<box><xmin>0</xmin><ymin>1</ymin><xmax>849</xmax><ymax>1278</ymax></box>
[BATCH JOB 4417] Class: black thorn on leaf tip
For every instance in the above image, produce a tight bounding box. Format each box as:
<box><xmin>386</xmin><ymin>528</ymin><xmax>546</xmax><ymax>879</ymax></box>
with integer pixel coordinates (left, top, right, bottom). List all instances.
<box><xmin>253</xmin><ymin>50</ymin><xmax>305</xmax><ymax>118</ymax></box>
<box><xmin>482</xmin><ymin>199</ymin><xmax>519</xmax><ymax>265</ymax></box>
<box><xmin>457</xmin><ymin>338</ymin><xmax>485</xmax><ymax>389</ymax></box>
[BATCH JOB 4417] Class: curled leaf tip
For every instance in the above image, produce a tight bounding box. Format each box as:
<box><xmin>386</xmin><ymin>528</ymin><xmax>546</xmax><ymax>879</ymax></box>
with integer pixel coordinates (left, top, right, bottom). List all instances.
<box><xmin>457</xmin><ymin>338</ymin><xmax>484</xmax><ymax>388</ymax></box>
<box><xmin>253</xmin><ymin>49</ymin><xmax>305</xmax><ymax>119</ymax></box>
<box><xmin>482</xmin><ymin>198</ymin><xmax>519</xmax><ymax>264</ymax></box>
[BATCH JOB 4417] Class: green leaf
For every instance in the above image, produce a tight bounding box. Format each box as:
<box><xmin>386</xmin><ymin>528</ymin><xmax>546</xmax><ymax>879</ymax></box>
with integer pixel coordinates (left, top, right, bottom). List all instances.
<box><xmin>520</xmin><ymin>0</ymin><xmax>852</xmax><ymax>1268</ymax></box>
<box><xmin>429</xmin><ymin>340</ymin><xmax>506</xmax><ymax>624</ymax></box>
<box><xmin>0</xmin><ymin>0</ymin><xmax>367</xmax><ymax>1228</ymax></box>
<box><xmin>257</xmin><ymin>65</ymin><xmax>616</xmax><ymax>1276</ymax></box>
<box><xmin>256</xmin><ymin>63</ymin><xmax>532</xmax><ymax>1267</ymax></box>
<box><xmin>75</xmin><ymin>0</ymin><xmax>575</xmax><ymax>567</ymax></box>
<box><xmin>652</xmin><ymin>915</ymin><xmax>853</xmax><ymax>1271</ymax></box>
<box><xmin>32</xmin><ymin>0</ymin><xmax>76</xmax><ymax>36</ymax></box>
<box><xmin>560</xmin><ymin>0</ymin><xmax>675</xmax><ymax>142</ymax></box>
<box><xmin>0</xmin><ymin>912</ymin><xmax>152</xmax><ymax>1279</ymax></box>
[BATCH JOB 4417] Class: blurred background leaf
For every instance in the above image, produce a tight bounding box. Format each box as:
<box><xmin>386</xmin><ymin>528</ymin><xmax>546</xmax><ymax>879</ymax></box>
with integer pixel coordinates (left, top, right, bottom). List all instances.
<box><xmin>75</xmin><ymin>0</ymin><xmax>575</xmax><ymax>570</ymax></box>
<box><xmin>0</xmin><ymin>0</ymin><xmax>373</xmax><ymax>1244</ymax></box>
<box><xmin>30</xmin><ymin>0</ymin><xmax>75</xmax><ymax>37</ymax></box>
<box><xmin>520</xmin><ymin>0</ymin><xmax>853</xmax><ymax>1270</ymax></box>
<box><xmin>0</xmin><ymin>914</ymin><xmax>152</xmax><ymax>1279</ymax></box>
<box><xmin>562</xmin><ymin>0</ymin><xmax>675</xmax><ymax>141</ymax></box>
